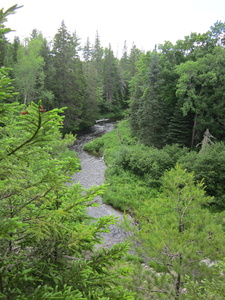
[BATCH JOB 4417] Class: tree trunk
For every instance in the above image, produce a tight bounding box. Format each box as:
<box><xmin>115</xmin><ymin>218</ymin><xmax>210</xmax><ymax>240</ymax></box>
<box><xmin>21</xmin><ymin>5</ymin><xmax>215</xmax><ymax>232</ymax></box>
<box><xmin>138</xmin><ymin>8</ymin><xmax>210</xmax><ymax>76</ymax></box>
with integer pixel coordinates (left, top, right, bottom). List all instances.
<box><xmin>175</xmin><ymin>254</ymin><xmax>182</xmax><ymax>300</ymax></box>
<box><xmin>175</xmin><ymin>272</ymin><xmax>181</xmax><ymax>300</ymax></box>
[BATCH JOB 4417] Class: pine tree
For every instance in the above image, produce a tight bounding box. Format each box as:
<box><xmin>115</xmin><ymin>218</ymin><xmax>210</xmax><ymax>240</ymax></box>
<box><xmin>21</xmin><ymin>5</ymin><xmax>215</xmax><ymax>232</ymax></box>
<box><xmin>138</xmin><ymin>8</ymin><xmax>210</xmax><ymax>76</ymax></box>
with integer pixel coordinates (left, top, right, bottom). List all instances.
<box><xmin>138</xmin><ymin>51</ymin><xmax>168</xmax><ymax>148</ymax></box>
<box><xmin>119</xmin><ymin>41</ymin><xmax>131</xmax><ymax>106</ymax></box>
<box><xmin>129</xmin><ymin>51</ymin><xmax>152</xmax><ymax>137</ymax></box>
<box><xmin>167</xmin><ymin>99</ymin><xmax>193</xmax><ymax>147</ymax></box>
<box><xmin>91</xmin><ymin>31</ymin><xmax>104</xmax><ymax>111</ymax></box>
<box><xmin>133</xmin><ymin>165</ymin><xmax>225</xmax><ymax>299</ymax></box>
<box><xmin>83</xmin><ymin>37</ymin><xmax>92</xmax><ymax>64</ymax></box>
<box><xmin>102</xmin><ymin>44</ymin><xmax>122</xmax><ymax>112</ymax></box>
<box><xmin>0</xmin><ymin>8</ymin><xmax>135</xmax><ymax>299</ymax></box>
<box><xmin>0</xmin><ymin>97</ymin><xmax>134</xmax><ymax>299</ymax></box>
<box><xmin>51</xmin><ymin>21</ymin><xmax>87</xmax><ymax>131</ymax></box>
<box><xmin>127</xmin><ymin>43</ymin><xmax>142</xmax><ymax>78</ymax></box>
<box><xmin>81</xmin><ymin>37</ymin><xmax>100</xmax><ymax>126</ymax></box>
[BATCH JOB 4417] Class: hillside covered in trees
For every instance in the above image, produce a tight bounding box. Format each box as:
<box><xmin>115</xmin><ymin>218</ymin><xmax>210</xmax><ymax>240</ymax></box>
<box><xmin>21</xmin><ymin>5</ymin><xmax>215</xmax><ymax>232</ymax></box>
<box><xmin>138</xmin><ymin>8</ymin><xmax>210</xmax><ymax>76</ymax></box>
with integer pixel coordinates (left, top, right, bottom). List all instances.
<box><xmin>2</xmin><ymin>4</ymin><xmax>225</xmax><ymax>300</ymax></box>
<box><xmin>1</xmin><ymin>4</ymin><xmax>225</xmax><ymax>147</ymax></box>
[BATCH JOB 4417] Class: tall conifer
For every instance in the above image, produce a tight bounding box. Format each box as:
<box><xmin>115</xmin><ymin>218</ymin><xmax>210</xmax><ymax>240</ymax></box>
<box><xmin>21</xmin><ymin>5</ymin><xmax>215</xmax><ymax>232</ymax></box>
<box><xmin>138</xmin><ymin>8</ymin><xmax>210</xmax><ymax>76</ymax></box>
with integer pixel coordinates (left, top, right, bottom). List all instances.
<box><xmin>138</xmin><ymin>51</ymin><xmax>167</xmax><ymax>148</ymax></box>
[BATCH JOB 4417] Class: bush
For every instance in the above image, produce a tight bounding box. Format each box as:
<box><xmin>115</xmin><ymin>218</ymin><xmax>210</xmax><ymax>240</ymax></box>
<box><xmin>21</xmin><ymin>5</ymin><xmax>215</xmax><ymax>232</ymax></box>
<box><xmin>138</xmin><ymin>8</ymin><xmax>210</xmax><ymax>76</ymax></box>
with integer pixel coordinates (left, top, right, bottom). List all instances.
<box><xmin>83</xmin><ymin>137</ymin><xmax>105</xmax><ymax>155</ymax></box>
<box><xmin>178</xmin><ymin>142</ymin><xmax>225</xmax><ymax>209</ymax></box>
<box><xmin>112</xmin><ymin>144</ymin><xmax>188</xmax><ymax>188</ymax></box>
<box><xmin>84</xmin><ymin>120</ymin><xmax>137</xmax><ymax>162</ymax></box>
<box><xmin>103</xmin><ymin>169</ymin><xmax>156</xmax><ymax>212</ymax></box>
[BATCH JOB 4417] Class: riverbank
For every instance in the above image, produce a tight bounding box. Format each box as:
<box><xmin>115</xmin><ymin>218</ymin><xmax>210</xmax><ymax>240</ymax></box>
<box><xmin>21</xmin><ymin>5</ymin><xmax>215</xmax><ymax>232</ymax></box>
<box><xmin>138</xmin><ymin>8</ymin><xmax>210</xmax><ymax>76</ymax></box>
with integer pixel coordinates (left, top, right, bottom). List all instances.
<box><xmin>83</xmin><ymin>119</ymin><xmax>157</xmax><ymax>214</ymax></box>
<box><xmin>71</xmin><ymin>120</ymin><xmax>131</xmax><ymax>248</ymax></box>
<box><xmin>83</xmin><ymin>119</ymin><xmax>225</xmax><ymax>300</ymax></box>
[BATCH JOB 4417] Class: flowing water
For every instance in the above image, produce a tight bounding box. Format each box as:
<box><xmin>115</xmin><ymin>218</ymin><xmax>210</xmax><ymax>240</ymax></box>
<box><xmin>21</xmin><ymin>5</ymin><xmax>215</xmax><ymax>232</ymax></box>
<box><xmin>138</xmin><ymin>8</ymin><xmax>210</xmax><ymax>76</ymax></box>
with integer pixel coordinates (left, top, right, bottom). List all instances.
<box><xmin>71</xmin><ymin>121</ymin><xmax>129</xmax><ymax>248</ymax></box>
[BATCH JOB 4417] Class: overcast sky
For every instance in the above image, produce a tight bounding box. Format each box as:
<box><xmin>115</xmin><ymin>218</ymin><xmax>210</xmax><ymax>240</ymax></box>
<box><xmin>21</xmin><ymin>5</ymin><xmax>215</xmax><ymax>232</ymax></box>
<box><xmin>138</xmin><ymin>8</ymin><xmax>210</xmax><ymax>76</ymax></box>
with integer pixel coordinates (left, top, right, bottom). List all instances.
<box><xmin>2</xmin><ymin>0</ymin><xmax>225</xmax><ymax>56</ymax></box>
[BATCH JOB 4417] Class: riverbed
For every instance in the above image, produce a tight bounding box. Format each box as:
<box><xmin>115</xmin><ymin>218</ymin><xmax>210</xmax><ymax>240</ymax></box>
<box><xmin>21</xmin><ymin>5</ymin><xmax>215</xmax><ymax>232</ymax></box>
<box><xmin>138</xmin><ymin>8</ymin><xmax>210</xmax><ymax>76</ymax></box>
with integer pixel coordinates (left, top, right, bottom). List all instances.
<box><xmin>71</xmin><ymin>121</ymin><xmax>129</xmax><ymax>248</ymax></box>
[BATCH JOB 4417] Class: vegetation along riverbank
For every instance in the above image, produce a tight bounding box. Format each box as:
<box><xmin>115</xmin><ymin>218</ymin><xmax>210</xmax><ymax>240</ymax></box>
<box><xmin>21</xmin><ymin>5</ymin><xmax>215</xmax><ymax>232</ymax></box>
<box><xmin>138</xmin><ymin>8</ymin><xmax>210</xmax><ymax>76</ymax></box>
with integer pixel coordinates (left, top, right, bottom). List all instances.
<box><xmin>2</xmin><ymin>3</ymin><xmax>225</xmax><ymax>299</ymax></box>
<box><xmin>84</xmin><ymin>119</ymin><xmax>225</xmax><ymax>299</ymax></box>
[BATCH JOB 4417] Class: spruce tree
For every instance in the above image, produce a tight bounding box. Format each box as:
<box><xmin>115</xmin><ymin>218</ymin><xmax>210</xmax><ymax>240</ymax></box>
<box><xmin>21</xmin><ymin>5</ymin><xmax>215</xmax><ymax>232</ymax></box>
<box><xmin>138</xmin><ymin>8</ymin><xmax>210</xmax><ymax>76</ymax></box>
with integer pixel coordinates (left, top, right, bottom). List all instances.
<box><xmin>51</xmin><ymin>21</ymin><xmax>87</xmax><ymax>131</ymax></box>
<box><xmin>138</xmin><ymin>51</ymin><xmax>167</xmax><ymax>148</ymax></box>
<box><xmin>83</xmin><ymin>37</ymin><xmax>92</xmax><ymax>64</ymax></box>
<box><xmin>119</xmin><ymin>41</ymin><xmax>131</xmax><ymax>106</ymax></box>
<box><xmin>167</xmin><ymin>99</ymin><xmax>193</xmax><ymax>147</ymax></box>
<box><xmin>129</xmin><ymin>52</ymin><xmax>152</xmax><ymax>137</ymax></box>
<box><xmin>103</xmin><ymin>44</ymin><xmax>122</xmax><ymax>112</ymax></box>
<box><xmin>0</xmin><ymin>8</ymin><xmax>135</xmax><ymax>299</ymax></box>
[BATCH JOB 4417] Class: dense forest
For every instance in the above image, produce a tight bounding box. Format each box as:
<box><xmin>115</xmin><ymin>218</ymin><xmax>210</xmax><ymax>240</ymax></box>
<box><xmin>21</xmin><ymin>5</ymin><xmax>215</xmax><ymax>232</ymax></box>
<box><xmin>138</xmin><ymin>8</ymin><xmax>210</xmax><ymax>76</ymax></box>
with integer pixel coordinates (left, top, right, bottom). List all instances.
<box><xmin>2</xmin><ymin>4</ymin><xmax>225</xmax><ymax>300</ymax></box>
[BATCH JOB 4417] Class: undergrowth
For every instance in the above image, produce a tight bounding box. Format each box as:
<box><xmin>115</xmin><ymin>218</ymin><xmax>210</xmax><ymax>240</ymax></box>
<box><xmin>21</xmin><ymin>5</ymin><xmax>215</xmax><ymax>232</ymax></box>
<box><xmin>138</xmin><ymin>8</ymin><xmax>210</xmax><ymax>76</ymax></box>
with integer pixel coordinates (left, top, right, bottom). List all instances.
<box><xmin>84</xmin><ymin>120</ymin><xmax>187</xmax><ymax>213</ymax></box>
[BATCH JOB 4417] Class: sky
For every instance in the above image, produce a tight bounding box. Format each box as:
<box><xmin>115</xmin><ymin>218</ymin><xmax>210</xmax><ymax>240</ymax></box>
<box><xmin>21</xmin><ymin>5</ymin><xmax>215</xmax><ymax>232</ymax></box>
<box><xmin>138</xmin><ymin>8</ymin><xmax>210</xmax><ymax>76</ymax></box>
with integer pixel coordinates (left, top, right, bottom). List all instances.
<box><xmin>1</xmin><ymin>0</ymin><xmax>225</xmax><ymax>57</ymax></box>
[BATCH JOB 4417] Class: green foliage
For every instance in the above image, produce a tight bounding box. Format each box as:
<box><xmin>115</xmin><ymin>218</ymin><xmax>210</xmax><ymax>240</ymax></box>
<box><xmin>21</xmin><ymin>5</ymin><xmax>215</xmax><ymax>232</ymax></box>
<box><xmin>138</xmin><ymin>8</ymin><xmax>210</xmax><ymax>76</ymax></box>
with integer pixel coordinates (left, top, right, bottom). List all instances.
<box><xmin>12</xmin><ymin>34</ymin><xmax>52</xmax><ymax>106</ymax></box>
<box><xmin>129</xmin><ymin>51</ymin><xmax>155</xmax><ymax>137</ymax></box>
<box><xmin>0</xmin><ymin>67</ymin><xmax>17</xmax><ymax>103</ymax></box>
<box><xmin>104</xmin><ymin>168</ymin><xmax>155</xmax><ymax>212</ymax></box>
<box><xmin>167</xmin><ymin>99</ymin><xmax>193</xmax><ymax>147</ymax></box>
<box><xmin>84</xmin><ymin>121</ymin><xmax>190</xmax><ymax>212</ymax></box>
<box><xmin>4</xmin><ymin>6</ymin><xmax>225</xmax><ymax>298</ymax></box>
<box><xmin>84</xmin><ymin>120</ymin><xmax>137</xmax><ymax>163</ymax></box>
<box><xmin>129</xmin><ymin>49</ymin><xmax>178</xmax><ymax>148</ymax></box>
<box><xmin>49</xmin><ymin>21</ymin><xmax>87</xmax><ymax>131</ymax></box>
<box><xmin>83</xmin><ymin>137</ymin><xmax>105</xmax><ymax>156</ymax></box>
<box><xmin>178</xmin><ymin>141</ymin><xmax>225</xmax><ymax>209</ymax></box>
<box><xmin>0</xmin><ymin>70</ymin><xmax>134</xmax><ymax>299</ymax></box>
<box><xmin>0</xmin><ymin>5</ymin><xmax>23</xmax><ymax>37</ymax></box>
<box><xmin>148</xmin><ymin>261</ymin><xmax>168</xmax><ymax>273</ymax></box>
<box><xmin>137</xmin><ymin>52</ymin><xmax>168</xmax><ymax>147</ymax></box>
<box><xmin>102</xmin><ymin>45</ymin><xmax>123</xmax><ymax>112</ymax></box>
<box><xmin>133</xmin><ymin>165</ymin><xmax>225</xmax><ymax>299</ymax></box>
<box><xmin>128</xmin><ymin>23</ymin><xmax>225</xmax><ymax>149</ymax></box>
<box><xmin>185</xmin><ymin>260</ymin><xmax>225</xmax><ymax>299</ymax></box>
<box><xmin>175</xmin><ymin>45</ymin><xmax>225</xmax><ymax>147</ymax></box>
<box><xmin>112</xmin><ymin>143</ymin><xmax>188</xmax><ymax>188</ymax></box>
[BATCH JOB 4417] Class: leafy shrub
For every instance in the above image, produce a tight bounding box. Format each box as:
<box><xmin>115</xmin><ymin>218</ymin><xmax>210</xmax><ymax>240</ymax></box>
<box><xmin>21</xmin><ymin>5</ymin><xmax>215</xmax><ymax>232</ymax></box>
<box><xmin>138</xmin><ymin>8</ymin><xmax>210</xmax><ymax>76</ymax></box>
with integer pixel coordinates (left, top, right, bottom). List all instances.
<box><xmin>84</xmin><ymin>120</ymin><xmax>137</xmax><ymax>163</ymax></box>
<box><xmin>83</xmin><ymin>137</ymin><xmax>105</xmax><ymax>155</ymax></box>
<box><xmin>112</xmin><ymin>144</ymin><xmax>188</xmax><ymax>187</ymax></box>
<box><xmin>178</xmin><ymin>142</ymin><xmax>225</xmax><ymax>209</ymax></box>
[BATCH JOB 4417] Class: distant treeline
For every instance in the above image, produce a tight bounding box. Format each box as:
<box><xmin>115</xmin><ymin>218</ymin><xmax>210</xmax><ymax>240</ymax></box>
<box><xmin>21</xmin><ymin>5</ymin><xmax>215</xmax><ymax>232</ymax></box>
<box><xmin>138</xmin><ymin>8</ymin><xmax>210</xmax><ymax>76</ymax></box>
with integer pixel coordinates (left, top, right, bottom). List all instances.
<box><xmin>1</xmin><ymin>19</ymin><xmax>225</xmax><ymax>148</ymax></box>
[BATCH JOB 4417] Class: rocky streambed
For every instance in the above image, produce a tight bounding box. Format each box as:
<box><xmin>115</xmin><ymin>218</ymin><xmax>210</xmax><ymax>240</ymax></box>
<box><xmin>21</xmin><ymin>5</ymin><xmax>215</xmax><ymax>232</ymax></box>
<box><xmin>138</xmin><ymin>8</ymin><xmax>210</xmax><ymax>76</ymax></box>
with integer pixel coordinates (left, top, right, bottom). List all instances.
<box><xmin>71</xmin><ymin>121</ymin><xmax>129</xmax><ymax>248</ymax></box>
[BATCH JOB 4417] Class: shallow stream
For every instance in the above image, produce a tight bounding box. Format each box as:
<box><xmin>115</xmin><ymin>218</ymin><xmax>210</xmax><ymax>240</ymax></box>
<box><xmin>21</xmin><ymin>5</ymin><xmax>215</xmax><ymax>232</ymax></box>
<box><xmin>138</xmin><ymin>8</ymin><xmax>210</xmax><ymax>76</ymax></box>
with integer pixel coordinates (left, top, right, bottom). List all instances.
<box><xmin>71</xmin><ymin>121</ymin><xmax>129</xmax><ymax>248</ymax></box>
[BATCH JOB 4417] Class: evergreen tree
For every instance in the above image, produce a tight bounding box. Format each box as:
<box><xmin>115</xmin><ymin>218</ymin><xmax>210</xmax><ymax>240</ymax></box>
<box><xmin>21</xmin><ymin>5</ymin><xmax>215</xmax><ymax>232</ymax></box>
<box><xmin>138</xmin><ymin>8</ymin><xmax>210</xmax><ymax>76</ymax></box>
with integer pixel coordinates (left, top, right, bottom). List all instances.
<box><xmin>0</xmin><ymin>8</ymin><xmax>135</xmax><ymax>299</ymax></box>
<box><xmin>119</xmin><ymin>41</ymin><xmax>131</xmax><ymax>106</ymax></box>
<box><xmin>137</xmin><ymin>51</ymin><xmax>168</xmax><ymax>148</ymax></box>
<box><xmin>51</xmin><ymin>21</ymin><xmax>87</xmax><ymax>131</ymax></box>
<box><xmin>0</xmin><ymin>97</ymin><xmax>134</xmax><ymax>300</ymax></box>
<box><xmin>127</xmin><ymin>43</ymin><xmax>142</xmax><ymax>78</ymax></box>
<box><xmin>11</xmin><ymin>36</ymin><xmax>20</xmax><ymax>64</ymax></box>
<box><xmin>92</xmin><ymin>30</ymin><xmax>104</xmax><ymax>72</ymax></box>
<box><xmin>81</xmin><ymin>37</ymin><xmax>100</xmax><ymax>126</ymax></box>
<box><xmin>132</xmin><ymin>165</ymin><xmax>225</xmax><ymax>299</ymax></box>
<box><xmin>91</xmin><ymin>31</ymin><xmax>104</xmax><ymax>111</ymax></box>
<box><xmin>129</xmin><ymin>52</ymin><xmax>152</xmax><ymax>136</ymax></box>
<box><xmin>83</xmin><ymin>37</ymin><xmax>92</xmax><ymax>64</ymax></box>
<box><xmin>38</xmin><ymin>36</ymin><xmax>55</xmax><ymax>110</ymax></box>
<box><xmin>167</xmin><ymin>99</ymin><xmax>193</xmax><ymax>147</ymax></box>
<box><xmin>0</xmin><ymin>32</ymin><xmax>7</xmax><ymax>66</ymax></box>
<box><xmin>102</xmin><ymin>44</ymin><xmax>122</xmax><ymax>112</ymax></box>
